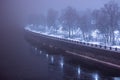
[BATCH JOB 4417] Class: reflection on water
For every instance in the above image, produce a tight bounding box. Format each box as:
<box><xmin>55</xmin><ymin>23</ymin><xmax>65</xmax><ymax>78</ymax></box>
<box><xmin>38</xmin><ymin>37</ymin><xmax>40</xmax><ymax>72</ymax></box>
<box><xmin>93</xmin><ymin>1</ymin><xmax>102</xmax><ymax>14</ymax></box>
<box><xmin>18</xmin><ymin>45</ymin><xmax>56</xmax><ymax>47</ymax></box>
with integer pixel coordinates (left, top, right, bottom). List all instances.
<box><xmin>46</xmin><ymin>54</ymin><xmax>49</xmax><ymax>58</ymax></box>
<box><xmin>50</xmin><ymin>56</ymin><xmax>54</xmax><ymax>64</ymax></box>
<box><xmin>28</xmin><ymin>45</ymin><xmax>120</xmax><ymax>80</ymax></box>
<box><xmin>114</xmin><ymin>77</ymin><xmax>120</xmax><ymax>80</ymax></box>
<box><xmin>92</xmin><ymin>73</ymin><xmax>99</xmax><ymax>80</ymax></box>
<box><xmin>60</xmin><ymin>56</ymin><xmax>64</xmax><ymax>69</ymax></box>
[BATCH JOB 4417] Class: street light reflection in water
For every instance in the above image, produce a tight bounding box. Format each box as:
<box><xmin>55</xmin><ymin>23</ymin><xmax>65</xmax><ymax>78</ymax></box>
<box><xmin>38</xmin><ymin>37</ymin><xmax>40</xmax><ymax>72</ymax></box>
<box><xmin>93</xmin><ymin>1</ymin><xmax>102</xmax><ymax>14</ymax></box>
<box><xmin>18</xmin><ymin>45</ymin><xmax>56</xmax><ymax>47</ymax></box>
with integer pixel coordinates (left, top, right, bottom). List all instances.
<box><xmin>31</xmin><ymin>45</ymin><xmax>120</xmax><ymax>80</ymax></box>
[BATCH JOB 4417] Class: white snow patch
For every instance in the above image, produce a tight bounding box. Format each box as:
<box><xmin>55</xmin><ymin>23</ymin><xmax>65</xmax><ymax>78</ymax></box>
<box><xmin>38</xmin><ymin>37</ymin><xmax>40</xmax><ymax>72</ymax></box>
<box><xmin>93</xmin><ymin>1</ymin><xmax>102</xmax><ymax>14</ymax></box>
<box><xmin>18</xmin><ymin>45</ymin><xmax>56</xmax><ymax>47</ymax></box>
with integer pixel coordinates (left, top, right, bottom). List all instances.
<box><xmin>91</xmin><ymin>29</ymin><xmax>100</xmax><ymax>38</ymax></box>
<box><xmin>87</xmin><ymin>42</ymin><xmax>101</xmax><ymax>45</ymax></box>
<box><xmin>25</xmin><ymin>25</ymin><xmax>120</xmax><ymax>51</ymax></box>
<box><xmin>111</xmin><ymin>46</ymin><xmax>120</xmax><ymax>49</ymax></box>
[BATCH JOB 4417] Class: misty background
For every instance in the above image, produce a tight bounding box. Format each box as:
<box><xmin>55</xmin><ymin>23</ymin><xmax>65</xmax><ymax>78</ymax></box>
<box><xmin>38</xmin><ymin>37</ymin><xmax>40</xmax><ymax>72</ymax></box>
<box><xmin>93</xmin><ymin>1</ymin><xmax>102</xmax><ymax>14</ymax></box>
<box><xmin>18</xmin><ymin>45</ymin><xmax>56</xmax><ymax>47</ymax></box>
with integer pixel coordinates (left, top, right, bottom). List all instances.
<box><xmin>1</xmin><ymin>0</ymin><xmax>120</xmax><ymax>66</ymax></box>
<box><xmin>0</xmin><ymin>0</ymin><xmax>120</xmax><ymax>79</ymax></box>
<box><xmin>1</xmin><ymin>0</ymin><xmax>120</xmax><ymax>26</ymax></box>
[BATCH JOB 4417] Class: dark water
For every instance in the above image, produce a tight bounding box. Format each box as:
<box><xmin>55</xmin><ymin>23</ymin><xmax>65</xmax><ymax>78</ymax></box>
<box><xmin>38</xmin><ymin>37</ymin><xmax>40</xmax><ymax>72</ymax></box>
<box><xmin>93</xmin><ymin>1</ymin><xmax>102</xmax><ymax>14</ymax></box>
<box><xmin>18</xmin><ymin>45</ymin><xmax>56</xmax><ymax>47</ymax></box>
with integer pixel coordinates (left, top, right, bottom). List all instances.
<box><xmin>25</xmin><ymin>38</ymin><xmax>120</xmax><ymax>80</ymax></box>
<box><xmin>1</xmin><ymin>25</ymin><xmax>120</xmax><ymax>80</ymax></box>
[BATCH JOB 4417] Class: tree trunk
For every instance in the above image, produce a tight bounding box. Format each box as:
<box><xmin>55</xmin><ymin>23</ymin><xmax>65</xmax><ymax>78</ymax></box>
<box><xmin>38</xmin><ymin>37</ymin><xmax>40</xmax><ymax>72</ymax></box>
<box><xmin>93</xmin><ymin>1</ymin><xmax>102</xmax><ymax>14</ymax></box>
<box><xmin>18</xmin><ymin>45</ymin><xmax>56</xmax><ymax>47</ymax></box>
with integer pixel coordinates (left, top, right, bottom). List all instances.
<box><xmin>82</xmin><ymin>32</ymin><xmax>85</xmax><ymax>41</ymax></box>
<box><xmin>69</xmin><ymin>26</ymin><xmax>71</xmax><ymax>37</ymax></box>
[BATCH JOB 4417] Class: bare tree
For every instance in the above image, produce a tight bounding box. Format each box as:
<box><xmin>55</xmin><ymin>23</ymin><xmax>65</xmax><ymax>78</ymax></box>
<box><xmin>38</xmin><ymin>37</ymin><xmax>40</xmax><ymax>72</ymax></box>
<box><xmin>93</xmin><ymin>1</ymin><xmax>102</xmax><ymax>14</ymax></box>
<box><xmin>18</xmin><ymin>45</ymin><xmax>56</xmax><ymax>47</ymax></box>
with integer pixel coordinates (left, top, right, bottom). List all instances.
<box><xmin>39</xmin><ymin>14</ymin><xmax>46</xmax><ymax>27</ymax></box>
<box><xmin>79</xmin><ymin>12</ymin><xmax>92</xmax><ymax>41</ymax></box>
<box><xmin>96</xmin><ymin>9</ymin><xmax>110</xmax><ymax>44</ymax></box>
<box><xmin>103</xmin><ymin>0</ymin><xmax>120</xmax><ymax>45</ymax></box>
<box><xmin>60</xmin><ymin>6</ymin><xmax>78</xmax><ymax>37</ymax></box>
<box><xmin>47</xmin><ymin>9</ymin><xmax>58</xmax><ymax>32</ymax></box>
<box><xmin>92</xmin><ymin>9</ymin><xmax>100</xmax><ymax>29</ymax></box>
<box><xmin>92</xmin><ymin>0</ymin><xmax>120</xmax><ymax>45</ymax></box>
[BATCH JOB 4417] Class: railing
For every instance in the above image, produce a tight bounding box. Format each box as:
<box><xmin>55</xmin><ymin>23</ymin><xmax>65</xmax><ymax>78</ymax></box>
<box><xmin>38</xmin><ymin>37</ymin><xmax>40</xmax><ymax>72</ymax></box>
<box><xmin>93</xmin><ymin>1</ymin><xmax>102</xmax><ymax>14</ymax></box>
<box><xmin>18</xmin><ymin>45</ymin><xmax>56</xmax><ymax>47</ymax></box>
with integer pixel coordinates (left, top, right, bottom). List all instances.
<box><xmin>37</xmin><ymin>32</ymin><xmax>120</xmax><ymax>52</ymax></box>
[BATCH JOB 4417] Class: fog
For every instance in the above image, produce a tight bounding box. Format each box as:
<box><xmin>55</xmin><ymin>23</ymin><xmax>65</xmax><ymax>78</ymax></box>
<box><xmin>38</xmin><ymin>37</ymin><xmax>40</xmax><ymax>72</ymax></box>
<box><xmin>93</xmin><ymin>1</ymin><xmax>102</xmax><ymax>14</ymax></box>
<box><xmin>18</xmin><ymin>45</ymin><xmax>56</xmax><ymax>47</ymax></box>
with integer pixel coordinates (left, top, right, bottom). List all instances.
<box><xmin>1</xmin><ymin>0</ymin><xmax>120</xmax><ymax>27</ymax></box>
<box><xmin>1</xmin><ymin>0</ymin><xmax>120</xmax><ymax>79</ymax></box>
<box><xmin>1</xmin><ymin>0</ymin><xmax>120</xmax><ymax>48</ymax></box>
<box><xmin>0</xmin><ymin>0</ymin><xmax>120</xmax><ymax>49</ymax></box>
<box><xmin>1</xmin><ymin>0</ymin><xmax>120</xmax><ymax>43</ymax></box>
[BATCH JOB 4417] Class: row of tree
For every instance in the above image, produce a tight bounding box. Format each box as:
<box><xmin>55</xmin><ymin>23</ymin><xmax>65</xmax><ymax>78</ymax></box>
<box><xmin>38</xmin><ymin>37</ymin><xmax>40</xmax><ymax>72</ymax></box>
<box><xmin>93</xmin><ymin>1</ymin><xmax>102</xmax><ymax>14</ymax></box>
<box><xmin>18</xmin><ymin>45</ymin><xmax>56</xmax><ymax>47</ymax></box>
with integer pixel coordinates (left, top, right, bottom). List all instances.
<box><xmin>28</xmin><ymin>0</ymin><xmax>120</xmax><ymax>45</ymax></box>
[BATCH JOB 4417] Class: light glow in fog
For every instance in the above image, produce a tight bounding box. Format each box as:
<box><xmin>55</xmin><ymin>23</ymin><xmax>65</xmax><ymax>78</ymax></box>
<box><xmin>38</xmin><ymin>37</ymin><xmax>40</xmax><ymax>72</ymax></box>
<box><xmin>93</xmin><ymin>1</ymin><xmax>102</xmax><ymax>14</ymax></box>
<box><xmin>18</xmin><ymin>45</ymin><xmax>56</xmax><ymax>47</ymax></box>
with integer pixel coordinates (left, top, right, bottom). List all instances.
<box><xmin>93</xmin><ymin>73</ymin><xmax>99</xmax><ymax>80</ymax></box>
<box><xmin>60</xmin><ymin>57</ymin><xmax>64</xmax><ymax>68</ymax></box>
<box><xmin>51</xmin><ymin>56</ymin><xmax>54</xmax><ymax>63</ymax></box>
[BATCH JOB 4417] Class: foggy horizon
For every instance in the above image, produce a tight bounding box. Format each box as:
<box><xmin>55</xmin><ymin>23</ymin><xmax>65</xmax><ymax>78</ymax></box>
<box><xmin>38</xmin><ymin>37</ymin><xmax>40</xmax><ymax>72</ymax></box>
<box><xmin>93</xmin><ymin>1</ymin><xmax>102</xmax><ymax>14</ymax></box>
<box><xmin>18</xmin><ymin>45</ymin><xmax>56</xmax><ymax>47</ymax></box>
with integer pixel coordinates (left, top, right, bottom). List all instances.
<box><xmin>1</xmin><ymin>0</ymin><xmax>120</xmax><ymax>26</ymax></box>
<box><xmin>1</xmin><ymin>0</ymin><xmax>120</xmax><ymax>79</ymax></box>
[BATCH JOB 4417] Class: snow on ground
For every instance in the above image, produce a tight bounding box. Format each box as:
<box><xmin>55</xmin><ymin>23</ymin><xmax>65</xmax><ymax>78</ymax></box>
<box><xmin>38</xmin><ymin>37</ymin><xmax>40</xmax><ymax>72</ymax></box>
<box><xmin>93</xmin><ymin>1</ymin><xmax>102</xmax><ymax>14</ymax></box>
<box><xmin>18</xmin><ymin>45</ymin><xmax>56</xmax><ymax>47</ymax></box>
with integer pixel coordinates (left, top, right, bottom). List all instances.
<box><xmin>49</xmin><ymin>34</ymin><xmax>64</xmax><ymax>38</ymax></box>
<box><xmin>25</xmin><ymin>25</ymin><xmax>120</xmax><ymax>50</ymax></box>
<box><xmin>91</xmin><ymin>29</ymin><xmax>100</xmax><ymax>39</ymax></box>
<box><xmin>111</xmin><ymin>46</ymin><xmax>120</xmax><ymax>49</ymax></box>
<box><xmin>87</xmin><ymin>42</ymin><xmax>101</xmax><ymax>45</ymax></box>
<box><xmin>25</xmin><ymin>25</ymin><xmax>65</xmax><ymax>38</ymax></box>
<box><xmin>73</xmin><ymin>38</ymin><xmax>82</xmax><ymax>42</ymax></box>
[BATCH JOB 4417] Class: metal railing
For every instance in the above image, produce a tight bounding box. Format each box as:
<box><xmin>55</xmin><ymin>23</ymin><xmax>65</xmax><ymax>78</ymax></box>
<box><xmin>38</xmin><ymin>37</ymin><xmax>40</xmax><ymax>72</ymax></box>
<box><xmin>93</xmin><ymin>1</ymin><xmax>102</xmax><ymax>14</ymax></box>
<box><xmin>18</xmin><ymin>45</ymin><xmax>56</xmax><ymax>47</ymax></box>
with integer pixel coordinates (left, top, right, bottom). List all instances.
<box><xmin>39</xmin><ymin>33</ymin><xmax>120</xmax><ymax>52</ymax></box>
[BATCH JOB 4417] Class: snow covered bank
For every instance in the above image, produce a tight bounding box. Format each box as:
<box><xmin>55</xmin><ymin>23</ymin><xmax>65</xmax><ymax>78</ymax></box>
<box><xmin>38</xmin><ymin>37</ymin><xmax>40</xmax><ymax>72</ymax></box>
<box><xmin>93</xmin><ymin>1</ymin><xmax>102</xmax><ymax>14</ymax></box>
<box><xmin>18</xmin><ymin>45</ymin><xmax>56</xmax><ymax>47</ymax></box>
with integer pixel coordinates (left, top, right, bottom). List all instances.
<box><xmin>25</xmin><ymin>25</ymin><xmax>120</xmax><ymax>50</ymax></box>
